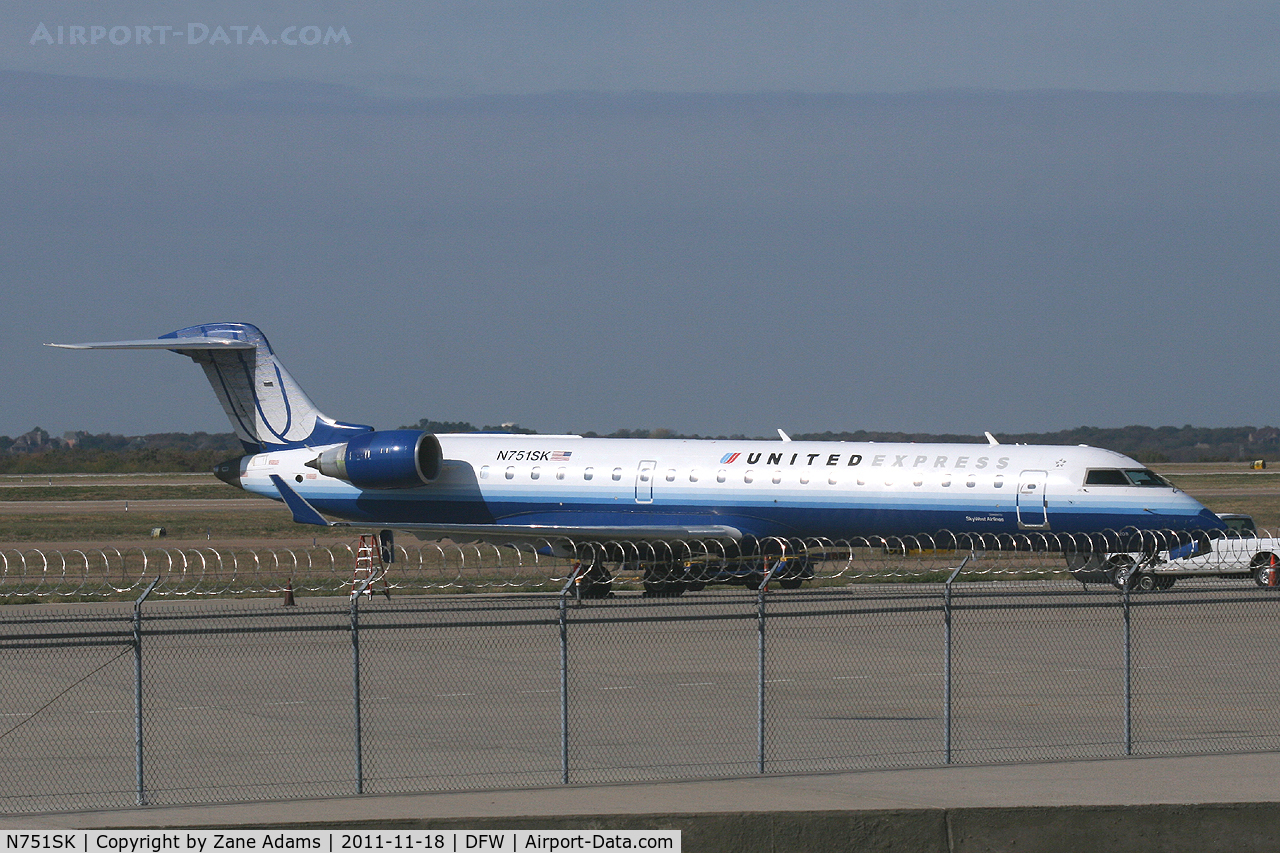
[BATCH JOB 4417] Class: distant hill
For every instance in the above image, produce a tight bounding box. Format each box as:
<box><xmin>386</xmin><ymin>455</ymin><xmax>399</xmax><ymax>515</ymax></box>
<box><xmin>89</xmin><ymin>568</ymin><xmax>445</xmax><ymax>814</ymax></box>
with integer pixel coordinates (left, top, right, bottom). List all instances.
<box><xmin>2</xmin><ymin>423</ymin><xmax>1275</xmax><ymax>474</ymax></box>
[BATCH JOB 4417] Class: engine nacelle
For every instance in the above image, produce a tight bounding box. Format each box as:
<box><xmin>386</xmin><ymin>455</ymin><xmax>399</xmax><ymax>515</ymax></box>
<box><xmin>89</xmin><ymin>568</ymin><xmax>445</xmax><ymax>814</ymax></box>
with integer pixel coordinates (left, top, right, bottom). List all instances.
<box><xmin>308</xmin><ymin>430</ymin><xmax>443</xmax><ymax>489</ymax></box>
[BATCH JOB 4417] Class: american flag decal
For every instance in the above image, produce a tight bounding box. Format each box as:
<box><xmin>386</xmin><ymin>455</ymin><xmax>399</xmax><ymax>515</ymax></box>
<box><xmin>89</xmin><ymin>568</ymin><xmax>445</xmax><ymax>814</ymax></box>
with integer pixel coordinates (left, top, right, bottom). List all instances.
<box><xmin>720</xmin><ymin>452</ymin><xmax>740</xmax><ymax>464</ymax></box>
<box><xmin>551</xmin><ymin>451</ymin><xmax>573</xmax><ymax>461</ymax></box>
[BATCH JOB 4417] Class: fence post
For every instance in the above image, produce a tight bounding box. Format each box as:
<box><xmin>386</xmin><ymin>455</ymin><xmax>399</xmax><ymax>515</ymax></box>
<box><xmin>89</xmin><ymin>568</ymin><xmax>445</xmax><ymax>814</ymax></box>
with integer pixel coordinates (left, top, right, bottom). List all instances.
<box><xmin>1123</xmin><ymin>577</ymin><xmax>1133</xmax><ymax>756</ymax></box>
<box><xmin>351</xmin><ymin>576</ymin><xmax>375</xmax><ymax>795</ymax></box>
<box><xmin>943</xmin><ymin>557</ymin><xmax>968</xmax><ymax>765</ymax></box>
<box><xmin>757</xmin><ymin>551</ymin><xmax>784</xmax><ymax>775</ymax></box>
<box><xmin>559</xmin><ymin>563</ymin><xmax>586</xmax><ymax>785</ymax></box>
<box><xmin>132</xmin><ymin>577</ymin><xmax>159</xmax><ymax>807</ymax></box>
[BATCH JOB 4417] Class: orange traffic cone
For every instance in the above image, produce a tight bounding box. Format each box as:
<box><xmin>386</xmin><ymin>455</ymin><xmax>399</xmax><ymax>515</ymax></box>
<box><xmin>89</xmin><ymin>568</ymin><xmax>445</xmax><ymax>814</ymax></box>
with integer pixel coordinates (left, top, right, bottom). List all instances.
<box><xmin>283</xmin><ymin>578</ymin><xmax>297</xmax><ymax>607</ymax></box>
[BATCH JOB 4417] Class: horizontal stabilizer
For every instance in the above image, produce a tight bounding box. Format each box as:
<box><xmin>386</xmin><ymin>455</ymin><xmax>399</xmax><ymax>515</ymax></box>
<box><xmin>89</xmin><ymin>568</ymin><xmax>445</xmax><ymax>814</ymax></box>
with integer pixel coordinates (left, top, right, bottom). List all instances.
<box><xmin>48</xmin><ymin>338</ymin><xmax>255</xmax><ymax>351</ymax></box>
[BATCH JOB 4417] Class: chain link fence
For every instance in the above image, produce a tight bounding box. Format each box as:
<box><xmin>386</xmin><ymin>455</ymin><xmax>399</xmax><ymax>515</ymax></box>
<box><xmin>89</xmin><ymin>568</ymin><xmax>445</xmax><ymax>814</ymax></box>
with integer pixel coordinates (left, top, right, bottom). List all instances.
<box><xmin>3</xmin><ymin>568</ymin><xmax>1280</xmax><ymax>814</ymax></box>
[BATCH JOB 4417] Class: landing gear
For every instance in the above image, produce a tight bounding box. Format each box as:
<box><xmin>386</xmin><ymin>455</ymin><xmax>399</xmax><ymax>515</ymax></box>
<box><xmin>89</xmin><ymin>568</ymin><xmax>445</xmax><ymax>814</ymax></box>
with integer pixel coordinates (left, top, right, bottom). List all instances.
<box><xmin>1106</xmin><ymin>554</ymin><xmax>1136</xmax><ymax>589</ymax></box>
<box><xmin>1107</xmin><ymin>555</ymin><xmax>1176</xmax><ymax>592</ymax></box>
<box><xmin>1132</xmin><ymin>572</ymin><xmax>1157</xmax><ymax>593</ymax></box>
<box><xmin>575</xmin><ymin>555</ymin><xmax>614</xmax><ymax>599</ymax></box>
<box><xmin>642</xmin><ymin>561</ymin><xmax>687</xmax><ymax>597</ymax></box>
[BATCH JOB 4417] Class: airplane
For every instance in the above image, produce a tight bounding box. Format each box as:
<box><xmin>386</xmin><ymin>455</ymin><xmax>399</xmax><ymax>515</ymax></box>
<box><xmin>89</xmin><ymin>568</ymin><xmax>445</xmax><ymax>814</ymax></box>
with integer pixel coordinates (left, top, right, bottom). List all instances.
<box><xmin>52</xmin><ymin>322</ymin><xmax>1223</xmax><ymax>594</ymax></box>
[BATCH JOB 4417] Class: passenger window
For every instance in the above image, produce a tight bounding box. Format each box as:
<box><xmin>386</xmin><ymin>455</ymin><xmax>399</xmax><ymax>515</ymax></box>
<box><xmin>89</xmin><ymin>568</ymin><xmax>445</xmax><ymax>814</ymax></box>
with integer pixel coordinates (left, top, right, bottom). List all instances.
<box><xmin>800</xmin><ymin>474</ymin><xmax>810</xmax><ymax>485</ymax></box>
<box><xmin>966</xmin><ymin>475</ymin><xmax>976</xmax><ymax>488</ymax></box>
<box><xmin>480</xmin><ymin>465</ymin><xmax>490</xmax><ymax>479</ymax></box>
<box><xmin>666</xmin><ymin>470</ymin><xmax>676</xmax><ymax>482</ymax></box>
<box><xmin>994</xmin><ymin>475</ymin><xmax>1004</xmax><ymax>488</ymax></box>
<box><xmin>716</xmin><ymin>470</ymin><xmax>726</xmax><ymax>483</ymax></box>
<box><xmin>584</xmin><ymin>467</ymin><xmax>594</xmax><ymax>481</ymax></box>
<box><xmin>556</xmin><ymin>468</ymin><xmax>566</xmax><ymax>480</ymax></box>
<box><xmin>612</xmin><ymin>468</ymin><xmax>622</xmax><ymax>481</ymax></box>
<box><xmin>744</xmin><ymin>470</ymin><xmax>755</xmax><ymax>484</ymax></box>
<box><xmin>941</xmin><ymin>476</ymin><xmax>952</xmax><ymax>487</ymax></box>
<box><xmin>690</xmin><ymin>470</ymin><xmax>699</xmax><ymax>482</ymax></box>
<box><xmin>828</xmin><ymin>476</ymin><xmax>837</xmax><ymax>485</ymax></box>
<box><xmin>772</xmin><ymin>471</ymin><xmax>782</xmax><ymax>484</ymax></box>
<box><xmin>505</xmin><ymin>467</ymin><xmax>515</xmax><ymax>480</ymax></box>
<box><xmin>531</xmin><ymin>467</ymin><xmax>541</xmax><ymax>480</ymax></box>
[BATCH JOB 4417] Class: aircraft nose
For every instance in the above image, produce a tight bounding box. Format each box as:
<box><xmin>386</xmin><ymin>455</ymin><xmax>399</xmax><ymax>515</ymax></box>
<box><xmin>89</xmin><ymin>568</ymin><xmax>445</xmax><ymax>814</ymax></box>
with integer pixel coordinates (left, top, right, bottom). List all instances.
<box><xmin>213</xmin><ymin>455</ymin><xmax>247</xmax><ymax>488</ymax></box>
<box><xmin>1192</xmin><ymin>506</ymin><xmax>1226</xmax><ymax>531</ymax></box>
<box><xmin>1168</xmin><ymin>497</ymin><xmax>1224</xmax><ymax>531</ymax></box>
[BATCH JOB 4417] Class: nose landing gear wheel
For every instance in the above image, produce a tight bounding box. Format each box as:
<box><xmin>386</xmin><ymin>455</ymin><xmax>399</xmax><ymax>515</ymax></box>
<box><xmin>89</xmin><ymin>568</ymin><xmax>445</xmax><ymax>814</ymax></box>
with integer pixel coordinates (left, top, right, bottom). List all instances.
<box><xmin>1133</xmin><ymin>573</ymin><xmax>1157</xmax><ymax>593</ymax></box>
<box><xmin>1107</xmin><ymin>554</ymin><xmax>1136</xmax><ymax>590</ymax></box>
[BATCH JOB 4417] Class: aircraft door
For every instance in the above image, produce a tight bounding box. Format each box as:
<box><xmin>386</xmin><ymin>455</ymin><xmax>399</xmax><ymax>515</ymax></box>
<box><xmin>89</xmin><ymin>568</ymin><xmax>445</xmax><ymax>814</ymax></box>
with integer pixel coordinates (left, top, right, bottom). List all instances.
<box><xmin>1016</xmin><ymin>470</ymin><xmax>1049</xmax><ymax>529</ymax></box>
<box><xmin>635</xmin><ymin>460</ymin><xmax>657</xmax><ymax>504</ymax></box>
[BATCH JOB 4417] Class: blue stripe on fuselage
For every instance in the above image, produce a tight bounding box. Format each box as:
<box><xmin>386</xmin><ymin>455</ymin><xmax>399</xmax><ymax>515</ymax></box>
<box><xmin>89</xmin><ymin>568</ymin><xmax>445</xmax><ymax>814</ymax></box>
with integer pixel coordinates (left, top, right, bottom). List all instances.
<box><xmin>300</xmin><ymin>493</ymin><xmax>1219</xmax><ymax>538</ymax></box>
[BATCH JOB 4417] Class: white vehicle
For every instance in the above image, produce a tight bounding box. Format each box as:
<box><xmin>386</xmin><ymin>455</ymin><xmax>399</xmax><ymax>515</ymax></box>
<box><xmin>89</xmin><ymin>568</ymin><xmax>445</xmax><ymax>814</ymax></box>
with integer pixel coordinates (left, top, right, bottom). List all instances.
<box><xmin>1073</xmin><ymin>513</ymin><xmax>1280</xmax><ymax>591</ymax></box>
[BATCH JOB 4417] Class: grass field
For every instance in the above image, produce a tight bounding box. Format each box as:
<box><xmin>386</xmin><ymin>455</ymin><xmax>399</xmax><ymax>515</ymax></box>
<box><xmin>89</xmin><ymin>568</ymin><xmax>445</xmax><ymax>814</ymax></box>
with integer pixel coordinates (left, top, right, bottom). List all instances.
<box><xmin>1156</xmin><ymin>464</ymin><xmax>1280</xmax><ymax>531</ymax></box>
<box><xmin>0</xmin><ymin>485</ymin><xmax>256</xmax><ymax>501</ymax></box>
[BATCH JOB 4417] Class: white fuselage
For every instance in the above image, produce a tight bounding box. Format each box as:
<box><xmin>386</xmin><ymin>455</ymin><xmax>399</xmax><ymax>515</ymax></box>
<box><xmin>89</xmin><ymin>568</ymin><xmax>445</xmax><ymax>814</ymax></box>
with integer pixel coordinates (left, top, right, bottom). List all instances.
<box><xmin>230</xmin><ymin>434</ymin><xmax>1220</xmax><ymax>541</ymax></box>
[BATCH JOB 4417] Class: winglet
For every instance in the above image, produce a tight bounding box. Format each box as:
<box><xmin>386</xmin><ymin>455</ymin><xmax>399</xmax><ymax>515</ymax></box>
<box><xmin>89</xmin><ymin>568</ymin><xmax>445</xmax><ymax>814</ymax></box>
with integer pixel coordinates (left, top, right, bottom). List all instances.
<box><xmin>269</xmin><ymin>474</ymin><xmax>334</xmax><ymax>527</ymax></box>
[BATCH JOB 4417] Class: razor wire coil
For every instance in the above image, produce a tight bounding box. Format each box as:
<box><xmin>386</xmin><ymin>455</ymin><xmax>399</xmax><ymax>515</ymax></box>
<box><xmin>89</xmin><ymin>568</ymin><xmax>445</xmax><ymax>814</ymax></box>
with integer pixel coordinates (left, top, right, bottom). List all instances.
<box><xmin>0</xmin><ymin>526</ymin><xmax>1273</xmax><ymax>599</ymax></box>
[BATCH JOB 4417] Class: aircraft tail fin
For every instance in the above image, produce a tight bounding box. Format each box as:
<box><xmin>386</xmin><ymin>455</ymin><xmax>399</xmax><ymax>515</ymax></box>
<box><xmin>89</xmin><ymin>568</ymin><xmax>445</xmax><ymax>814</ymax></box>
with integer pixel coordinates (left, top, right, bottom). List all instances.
<box><xmin>50</xmin><ymin>322</ymin><xmax>372</xmax><ymax>453</ymax></box>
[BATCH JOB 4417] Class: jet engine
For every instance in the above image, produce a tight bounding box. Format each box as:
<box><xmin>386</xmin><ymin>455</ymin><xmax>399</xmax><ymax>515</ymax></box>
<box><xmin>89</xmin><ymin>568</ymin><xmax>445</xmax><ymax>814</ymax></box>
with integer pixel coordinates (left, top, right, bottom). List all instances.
<box><xmin>306</xmin><ymin>430</ymin><xmax>443</xmax><ymax>489</ymax></box>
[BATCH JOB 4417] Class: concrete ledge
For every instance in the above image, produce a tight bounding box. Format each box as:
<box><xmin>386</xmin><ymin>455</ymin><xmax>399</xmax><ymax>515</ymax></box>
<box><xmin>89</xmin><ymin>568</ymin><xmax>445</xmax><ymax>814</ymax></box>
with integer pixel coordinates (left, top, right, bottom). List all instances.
<box><xmin>246</xmin><ymin>803</ymin><xmax>1280</xmax><ymax>853</ymax></box>
<box><xmin>13</xmin><ymin>755</ymin><xmax>1280</xmax><ymax>851</ymax></box>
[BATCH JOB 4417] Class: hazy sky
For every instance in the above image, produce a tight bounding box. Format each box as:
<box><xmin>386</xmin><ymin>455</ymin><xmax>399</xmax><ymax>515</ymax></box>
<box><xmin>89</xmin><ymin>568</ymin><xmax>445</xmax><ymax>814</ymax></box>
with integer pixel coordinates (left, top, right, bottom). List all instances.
<box><xmin>3</xmin><ymin>4</ymin><xmax>1280</xmax><ymax>440</ymax></box>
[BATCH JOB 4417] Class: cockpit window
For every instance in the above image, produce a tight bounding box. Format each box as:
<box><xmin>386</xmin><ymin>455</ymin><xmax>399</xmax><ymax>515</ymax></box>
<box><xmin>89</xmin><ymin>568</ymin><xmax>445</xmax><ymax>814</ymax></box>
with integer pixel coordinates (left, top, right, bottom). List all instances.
<box><xmin>1124</xmin><ymin>469</ymin><xmax>1171</xmax><ymax>487</ymax></box>
<box><xmin>1085</xmin><ymin>468</ymin><xmax>1170</xmax><ymax>487</ymax></box>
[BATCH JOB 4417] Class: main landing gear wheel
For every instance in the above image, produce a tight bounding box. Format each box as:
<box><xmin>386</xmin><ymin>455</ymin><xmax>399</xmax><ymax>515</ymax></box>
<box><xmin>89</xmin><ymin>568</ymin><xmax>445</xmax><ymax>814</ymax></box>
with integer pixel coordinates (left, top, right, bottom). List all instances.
<box><xmin>642</xmin><ymin>562</ymin><xmax>686</xmax><ymax>597</ymax></box>
<box><xmin>576</xmin><ymin>557</ymin><xmax>614</xmax><ymax>599</ymax></box>
<box><xmin>642</xmin><ymin>580</ymin><xmax>687</xmax><ymax>597</ymax></box>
